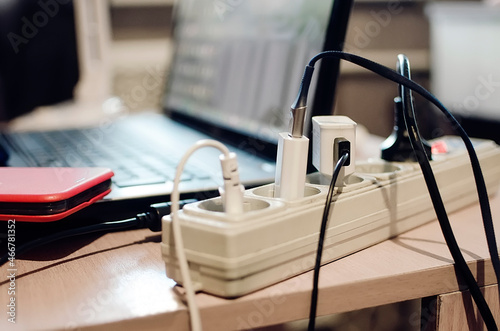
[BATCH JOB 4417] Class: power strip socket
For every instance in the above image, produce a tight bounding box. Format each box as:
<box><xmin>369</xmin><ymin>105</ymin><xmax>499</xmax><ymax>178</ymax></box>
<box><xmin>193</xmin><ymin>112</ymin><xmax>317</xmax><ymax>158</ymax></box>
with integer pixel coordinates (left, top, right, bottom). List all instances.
<box><xmin>161</xmin><ymin>136</ymin><xmax>500</xmax><ymax>298</ymax></box>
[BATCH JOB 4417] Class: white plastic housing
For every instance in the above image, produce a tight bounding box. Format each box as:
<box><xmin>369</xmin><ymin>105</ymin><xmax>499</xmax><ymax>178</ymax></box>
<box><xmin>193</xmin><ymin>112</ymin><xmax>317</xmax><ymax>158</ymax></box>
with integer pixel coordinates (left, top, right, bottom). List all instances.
<box><xmin>161</xmin><ymin>137</ymin><xmax>500</xmax><ymax>298</ymax></box>
<box><xmin>312</xmin><ymin>115</ymin><xmax>357</xmax><ymax>177</ymax></box>
<box><xmin>274</xmin><ymin>132</ymin><xmax>309</xmax><ymax>200</ymax></box>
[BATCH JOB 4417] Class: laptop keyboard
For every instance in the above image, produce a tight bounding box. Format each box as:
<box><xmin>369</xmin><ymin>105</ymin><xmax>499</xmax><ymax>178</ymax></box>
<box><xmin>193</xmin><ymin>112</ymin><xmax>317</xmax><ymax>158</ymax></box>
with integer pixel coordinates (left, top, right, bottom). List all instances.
<box><xmin>7</xmin><ymin>128</ymin><xmax>212</xmax><ymax>188</ymax></box>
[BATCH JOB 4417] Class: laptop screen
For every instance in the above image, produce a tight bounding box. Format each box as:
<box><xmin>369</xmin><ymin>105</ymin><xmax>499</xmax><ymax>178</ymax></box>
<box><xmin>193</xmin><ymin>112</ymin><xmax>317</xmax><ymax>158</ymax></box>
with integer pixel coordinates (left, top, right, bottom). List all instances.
<box><xmin>163</xmin><ymin>0</ymin><xmax>340</xmax><ymax>149</ymax></box>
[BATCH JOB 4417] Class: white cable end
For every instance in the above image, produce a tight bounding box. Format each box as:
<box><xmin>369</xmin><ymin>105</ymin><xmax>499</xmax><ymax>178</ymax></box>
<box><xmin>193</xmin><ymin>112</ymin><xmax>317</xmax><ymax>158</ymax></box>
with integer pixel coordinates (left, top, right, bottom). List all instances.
<box><xmin>219</xmin><ymin>152</ymin><xmax>245</xmax><ymax>214</ymax></box>
<box><xmin>274</xmin><ymin>132</ymin><xmax>309</xmax><ymax>200</ymax></box>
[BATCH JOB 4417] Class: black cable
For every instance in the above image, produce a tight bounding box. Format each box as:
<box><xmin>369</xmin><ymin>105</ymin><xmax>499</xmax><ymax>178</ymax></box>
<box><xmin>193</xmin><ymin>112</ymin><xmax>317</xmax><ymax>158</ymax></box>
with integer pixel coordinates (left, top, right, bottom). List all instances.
<box><xmin>305</xmin><ymin>53</ymin><xmax>499</xmax><ymax>286</ymax></box>
<box><xmin>0</xmin><ymin>218</ymin><xmax>137</xmax><ymax>266</ymax></box>
<box><xmin>397</xmin><ymin>54</ymin><xmax>497</xmax><ymax>330</ymax></box>
<box><xmin>294</xmin><ymin>50</ymin><xmax>499</xmax><ymax>329</ymax></box>
<box><xmin>308</xmin><ymin>152</ymin><xmax>349</xmax><ymax>331</ymax></box>
<box><xmin>0</xmin><ymin>199</ymin><xmax>197</xmax><ymax>266</ymax></box>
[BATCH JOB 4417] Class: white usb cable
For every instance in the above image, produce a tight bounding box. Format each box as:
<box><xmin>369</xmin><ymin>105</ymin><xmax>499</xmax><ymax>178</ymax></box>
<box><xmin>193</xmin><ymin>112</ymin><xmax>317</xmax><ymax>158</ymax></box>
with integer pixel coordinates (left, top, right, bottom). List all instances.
<box><xmin>274</xmin><ymin>67</ymin><xmax>314</xmax><ymax>201</ymax></box>
<box><xmin>219</xmin><ymin>152</ymin><xmax>245</xmax><ymax>214</ymax></box>
<box><xmin>169</xmin><ymin>139</ymin><xmax>245</xmax><ymax>331</ymax></box>
<box><xmin>273</xmin><ymin>103</ymin><xmax>309</xmax><ymax>200</ymax></box>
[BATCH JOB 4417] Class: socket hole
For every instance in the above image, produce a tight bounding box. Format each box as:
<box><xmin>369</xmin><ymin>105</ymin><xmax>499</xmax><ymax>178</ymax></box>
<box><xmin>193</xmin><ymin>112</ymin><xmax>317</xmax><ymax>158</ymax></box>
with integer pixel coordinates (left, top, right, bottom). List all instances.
<box><xmin>304</xmin><ymin>186</ymin><xmax>321</xmax><ymax>196</ymax></box>
<box><xmin>356</xmin><ymin>163</ymin><xmax>403</xmax><ymax>174</ymax></box>
<box><xmin>198</xmin><ymin>198</ymin><xmax>270</xmax><ymax>213</ymax></box>
<box><xmin>252</xmin><ymin>185</ymin><xmax>321</xmax><ymax>198</ymax></box>
<box><xmin>307</xmin><ymin>173</ymin><xmax>366</xmax><ymax>186</ymax></box>
<box><xmin>252</xmin><ymin>186</ymin><xmax>275</xmax><ymax>198</ymax></box>
<box><xmin>344</xmin><ymin>174</ymin><xmax>364</xmax><ymax>185</ymax></box>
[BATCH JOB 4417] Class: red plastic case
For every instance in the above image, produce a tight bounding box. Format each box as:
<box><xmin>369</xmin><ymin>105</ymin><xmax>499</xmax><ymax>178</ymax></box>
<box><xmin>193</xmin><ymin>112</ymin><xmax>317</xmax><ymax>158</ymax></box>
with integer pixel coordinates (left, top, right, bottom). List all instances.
<box><xmin>0</xmin><ymin>167</ymin><xmax>114</xmax><ymax>222</ymax></box>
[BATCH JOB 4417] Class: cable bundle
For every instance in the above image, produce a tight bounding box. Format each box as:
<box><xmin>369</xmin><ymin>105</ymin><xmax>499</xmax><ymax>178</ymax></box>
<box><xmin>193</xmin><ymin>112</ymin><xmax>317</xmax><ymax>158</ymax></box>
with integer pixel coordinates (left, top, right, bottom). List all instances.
<box><xmin>300</xmin><ymin>51</ymin><xmax>500</xmax><ymax>331</ymax></box>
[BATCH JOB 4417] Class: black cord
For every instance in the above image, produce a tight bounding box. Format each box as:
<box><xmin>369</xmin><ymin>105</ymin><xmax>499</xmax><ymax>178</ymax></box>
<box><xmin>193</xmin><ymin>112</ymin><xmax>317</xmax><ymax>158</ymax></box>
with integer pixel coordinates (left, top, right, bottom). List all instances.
<box><xmin>0</xmin><ymin>218</ymin><xmax>138</xmax><ymax>266</ymax></box>
<box><xmin>308</xmin><ymin>152</ymin><xmax>349</xmax><ymax>331</ymax></box>
<box><xmin>296</xmin><ymin>50</ymin><xmax>499</xmax><ymax>330</ymax></box>
<box><xmin>0</xmin><ymin>199</ymin><xmax>196</xmax><ymax>266</ymax></box>
<box><xmin>397</xmin><ymin>54</ymin><xmax>497</xmax><ymax>330</ymax></box>
<box><xmin>306</xmin><ymin>53</ymin><xmax>500</xmax><ymax>287</ymax></box>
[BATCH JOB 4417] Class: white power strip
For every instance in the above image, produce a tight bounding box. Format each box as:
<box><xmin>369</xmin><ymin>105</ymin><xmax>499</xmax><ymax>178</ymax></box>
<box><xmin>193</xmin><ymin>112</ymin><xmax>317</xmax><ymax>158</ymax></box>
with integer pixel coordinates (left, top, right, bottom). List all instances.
<box><xmin>161</xmin><ymin>136</ymin><xmax>500</xmax><ymax>298</ymax></box>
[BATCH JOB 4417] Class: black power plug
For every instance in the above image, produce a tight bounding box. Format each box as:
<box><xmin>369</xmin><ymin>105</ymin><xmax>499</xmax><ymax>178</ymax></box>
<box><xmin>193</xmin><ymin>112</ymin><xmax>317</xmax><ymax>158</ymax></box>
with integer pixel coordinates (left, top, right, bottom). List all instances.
<box><xmin>380</xmin><ymin>96</ymin><xmax>432</xmax><ymax>162</ymax></box>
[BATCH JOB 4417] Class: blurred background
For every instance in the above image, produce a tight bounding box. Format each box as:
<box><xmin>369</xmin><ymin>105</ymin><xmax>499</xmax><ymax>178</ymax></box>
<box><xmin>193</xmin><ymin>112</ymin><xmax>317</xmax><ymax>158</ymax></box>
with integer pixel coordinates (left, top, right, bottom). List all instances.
<box><xmin>1</xmin><ymin>0</ymin><xmax>499</xmax><ymax>140</ymax></box>
<box><xmin>0</xmin><ymin>1</ymin><xmax>498</xmax><ymax>330</ymax></box>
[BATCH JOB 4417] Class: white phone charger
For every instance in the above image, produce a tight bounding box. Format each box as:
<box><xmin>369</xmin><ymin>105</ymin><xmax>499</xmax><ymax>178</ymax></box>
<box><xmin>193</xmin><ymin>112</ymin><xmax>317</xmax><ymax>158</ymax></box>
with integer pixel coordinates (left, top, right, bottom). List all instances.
<box><xmin>274</xmin><ymin>132</ymin><xmax>309</xmax><ymax>200</ymax></box>
<box><xmin>312</xmin><ymin>116</ymin><xmax>357</xmax><ymax>184</ymax></box>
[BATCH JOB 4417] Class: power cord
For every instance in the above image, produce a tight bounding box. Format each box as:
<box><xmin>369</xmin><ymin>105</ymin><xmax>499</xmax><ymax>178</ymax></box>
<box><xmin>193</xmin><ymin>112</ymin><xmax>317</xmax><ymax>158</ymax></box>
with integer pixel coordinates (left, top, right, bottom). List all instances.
<box><xmin>308</xmin><ymin>149</ymin><xmax>349</xmax><ymax>331</ymax></box>
<box><xmin>307</xmin><ymin>52</ymin><xmax>499</xmax><ymax>277</ymax></box>
<box><xmin>169</xmin><ymin>139</ymin><xmax>245</xmax><ymax>331</ymax></box>
<box><xmin>0</xmin><ymin>199</ymin><xmax>196</xmax><ymax>267</ymax></box>
<box><xmin>397</xmin><ymin>54</ymin><xmax>497</xmax><ymax>330</ymax></box>
<box><xmin>380</xmin><ymin>87</ymin><xmax>431</xmax><ymax>161</ymax></box>
<box><xmin>292</xmin><ymin>50</ymin><xmax>499</xmax><ymax>330</ymax></box>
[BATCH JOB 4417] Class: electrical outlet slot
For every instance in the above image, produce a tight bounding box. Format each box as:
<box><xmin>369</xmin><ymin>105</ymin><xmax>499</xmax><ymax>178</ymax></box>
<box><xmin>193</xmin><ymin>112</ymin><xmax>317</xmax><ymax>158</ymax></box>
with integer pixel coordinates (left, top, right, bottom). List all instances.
<box><xmin>356</xmin><ymin>162</ymin><xmax>406</xmax><ymax>174</ymax></box>
<box><xmin>355</xmin><ymin>162</ymin><xmax>415</xmax><ymax>182</ymax></box>
<box><xmin>180</xmin><ymin>196</ymin><xmax>286</xmax><ymax>224</ymax></box>
<box><xmin>161</xmin><ymin>136</ymin><xmax>500</xmax><ymax>298</ymax></box>
<box><xmin>197</xmin><ymin>197</ymin><xmax>271</xmax><ymax>213</ymax></box>
<box><xmin>307</xmin><ymin>173</ymin><xmax>367</xmax><ymax>188</ymax></box>
<box><xmin>251</xmin><ymin>184</ymin><xmax>321</xmax><ymax>199</ymax></box>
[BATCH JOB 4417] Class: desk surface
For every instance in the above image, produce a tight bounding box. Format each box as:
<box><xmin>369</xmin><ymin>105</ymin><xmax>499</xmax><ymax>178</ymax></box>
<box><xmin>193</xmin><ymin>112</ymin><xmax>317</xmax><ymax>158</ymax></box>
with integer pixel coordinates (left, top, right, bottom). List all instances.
<box><xmin>1</xmin><ymin>186</ymin><xmax>499</xmax><ymax>331</ymax></box>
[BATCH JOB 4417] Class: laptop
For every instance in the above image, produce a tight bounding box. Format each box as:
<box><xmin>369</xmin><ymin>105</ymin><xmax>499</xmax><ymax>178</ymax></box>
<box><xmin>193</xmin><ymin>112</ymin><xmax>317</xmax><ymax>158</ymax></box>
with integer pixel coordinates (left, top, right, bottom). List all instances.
<box><xmin>0</xmin><ymin>0</ymin><xmax>353</xmax><ymax>223</ymax></box>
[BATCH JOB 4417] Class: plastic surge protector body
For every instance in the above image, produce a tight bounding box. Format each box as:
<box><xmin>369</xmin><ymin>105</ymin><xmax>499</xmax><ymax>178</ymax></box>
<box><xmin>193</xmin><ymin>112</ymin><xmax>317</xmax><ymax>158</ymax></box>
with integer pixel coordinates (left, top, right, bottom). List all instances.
<box><xmin>161</xmin><ymin>136</ymin><xmax>500</xmax><ymax>298</ymax></box>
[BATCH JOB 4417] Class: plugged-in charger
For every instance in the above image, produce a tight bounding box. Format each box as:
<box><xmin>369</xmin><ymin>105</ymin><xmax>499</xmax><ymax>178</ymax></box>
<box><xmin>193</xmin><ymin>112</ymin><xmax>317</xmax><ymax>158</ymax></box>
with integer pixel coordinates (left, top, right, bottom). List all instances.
<box><xmin>219</xmin><ymin>152</ymin><xmax>245</xmax><ymax>214</ymax></box>
<box><xmin>312</xmin><ymin>116</ymin><xmax>356</xmax><ymax>185</ymax></box>
<box><xmin>274</xmin><ymin>132</ymin><xmax>309</xmax><ymax>200</ymax></box>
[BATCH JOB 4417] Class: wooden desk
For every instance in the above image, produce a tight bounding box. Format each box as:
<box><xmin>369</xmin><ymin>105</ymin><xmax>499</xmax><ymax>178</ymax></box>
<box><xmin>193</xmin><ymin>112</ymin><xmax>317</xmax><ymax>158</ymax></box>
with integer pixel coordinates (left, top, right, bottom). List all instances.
<box><xmin>1</xmin><ymin>188</ymin><xmax>499</xmax><ymax>330</ymax></box>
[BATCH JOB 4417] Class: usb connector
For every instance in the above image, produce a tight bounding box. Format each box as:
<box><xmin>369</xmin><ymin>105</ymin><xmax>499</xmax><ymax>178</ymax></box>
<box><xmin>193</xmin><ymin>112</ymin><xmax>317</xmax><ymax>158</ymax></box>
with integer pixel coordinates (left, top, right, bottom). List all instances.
<box><xmin>273</xmin><ymin>65</ymin><xmax>315</xmax><ymax>200</ymax></box>
<box><xmin>219</xmin><ymin>152</ymin><xmax>245</xmax><ymax>214</ymax></box>
<box><xmin>290</xmin><ymin>106</ymin><xmax>307</xmax><ymax>138</ymax></box>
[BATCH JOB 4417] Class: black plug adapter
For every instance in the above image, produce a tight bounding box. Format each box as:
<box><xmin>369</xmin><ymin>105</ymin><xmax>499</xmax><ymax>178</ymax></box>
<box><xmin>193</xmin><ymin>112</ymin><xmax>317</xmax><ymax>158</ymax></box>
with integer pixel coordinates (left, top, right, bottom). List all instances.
<box><xmin>380</xmin><ymin>96</ymin><xmax>432</xmax><ymax>162</ymax></box>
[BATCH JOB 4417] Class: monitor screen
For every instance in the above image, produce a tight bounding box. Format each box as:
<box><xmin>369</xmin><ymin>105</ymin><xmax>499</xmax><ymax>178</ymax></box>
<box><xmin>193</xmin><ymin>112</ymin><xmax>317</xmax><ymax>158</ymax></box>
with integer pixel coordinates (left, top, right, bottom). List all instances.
<box><xmin>163</xmin><ymin>0</ymin><xmax>336</xmax><ymax>144</ymax></box>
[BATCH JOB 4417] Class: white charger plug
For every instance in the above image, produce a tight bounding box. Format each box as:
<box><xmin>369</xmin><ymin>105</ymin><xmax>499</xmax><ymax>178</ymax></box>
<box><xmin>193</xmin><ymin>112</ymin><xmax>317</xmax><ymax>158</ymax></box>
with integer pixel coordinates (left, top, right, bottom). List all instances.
<box><xmin>273</xmin><ymin>101</ymin><xmax>310</xmax><ymax>201</ymax></box>
<box><xmin>312</xmin><ymin>116</ymin><xmax>357</xmax><ymax>185</ymax></box>
<box><xmin>274</xmin><ymin>132</ymin><xmax>309</xmax><ymax>200</ymax></box>
<box><xmin>219</xmin><ymin>152</ymin><xmax>245</xmax><ymax>214</ymax></box>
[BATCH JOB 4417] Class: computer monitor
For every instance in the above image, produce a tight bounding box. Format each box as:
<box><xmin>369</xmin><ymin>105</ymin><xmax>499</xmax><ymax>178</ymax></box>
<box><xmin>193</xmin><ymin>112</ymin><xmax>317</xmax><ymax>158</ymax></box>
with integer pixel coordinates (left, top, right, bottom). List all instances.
<box><xmin>163</xmin><ymin>0</ymin><xmax>354</xmax><ymax>159</ymax></box>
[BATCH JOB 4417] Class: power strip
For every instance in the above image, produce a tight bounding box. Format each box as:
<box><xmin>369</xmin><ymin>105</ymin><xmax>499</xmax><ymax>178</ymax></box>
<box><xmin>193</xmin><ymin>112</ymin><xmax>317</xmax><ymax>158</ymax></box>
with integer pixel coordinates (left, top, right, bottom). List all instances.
<box><xmin>161</xmin><ymin>136</ymin><xmax>500</xmax><ymax>298</ymax></box>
